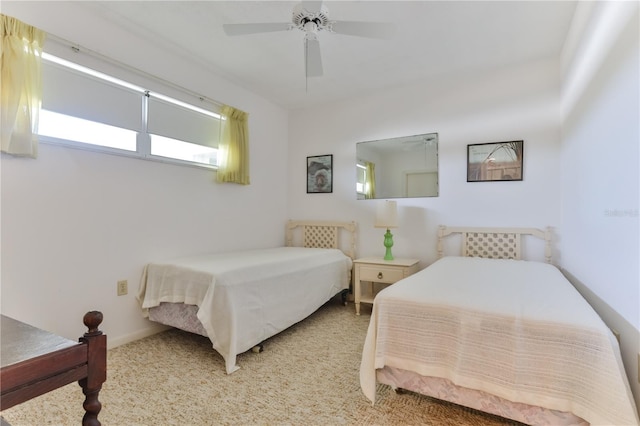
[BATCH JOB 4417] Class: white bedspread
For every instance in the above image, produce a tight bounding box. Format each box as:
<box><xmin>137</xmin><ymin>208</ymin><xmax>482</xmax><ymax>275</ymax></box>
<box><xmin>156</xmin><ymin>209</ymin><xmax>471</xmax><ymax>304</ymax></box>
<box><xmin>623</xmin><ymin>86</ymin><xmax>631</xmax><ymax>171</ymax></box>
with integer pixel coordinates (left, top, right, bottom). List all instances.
<box><xmin>360</xmin><ymin>256</ymin><xmax>639</xmax><ymax>426</ymax></box>
<box><xmin>138</xmin><ymin>247</ymin><xmax>352</xmax><ymax>374</ymax></box>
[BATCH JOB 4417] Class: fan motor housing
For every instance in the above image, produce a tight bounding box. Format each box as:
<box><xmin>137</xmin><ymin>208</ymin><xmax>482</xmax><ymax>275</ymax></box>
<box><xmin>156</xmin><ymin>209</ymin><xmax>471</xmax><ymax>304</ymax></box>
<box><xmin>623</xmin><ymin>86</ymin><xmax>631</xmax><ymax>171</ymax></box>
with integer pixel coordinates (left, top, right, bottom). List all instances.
<box><xmin>292</xmin><ymin>3</ymin><xmax>331</xmax><ymax>31</ymax></box>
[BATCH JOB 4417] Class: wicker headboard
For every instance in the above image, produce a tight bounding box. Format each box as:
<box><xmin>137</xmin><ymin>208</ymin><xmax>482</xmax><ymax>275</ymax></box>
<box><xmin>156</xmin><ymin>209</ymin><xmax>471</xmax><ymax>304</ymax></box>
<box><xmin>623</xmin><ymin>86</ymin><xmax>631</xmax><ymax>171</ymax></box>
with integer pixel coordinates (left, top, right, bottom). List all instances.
<box><xmin>285</xmin><ymin>220</ymin><xmax>357</xmax><ymax>260</ymax></box>
<box><xmin>437</xmin><ymin>225</ymin><xmax>552</xmax><ymax>263</ymax></box>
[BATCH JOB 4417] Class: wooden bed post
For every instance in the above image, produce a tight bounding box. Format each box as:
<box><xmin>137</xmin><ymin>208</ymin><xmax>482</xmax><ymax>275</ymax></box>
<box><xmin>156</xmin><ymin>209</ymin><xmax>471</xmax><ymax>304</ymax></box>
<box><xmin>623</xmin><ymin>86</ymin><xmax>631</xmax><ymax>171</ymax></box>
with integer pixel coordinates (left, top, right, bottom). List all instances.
<box><xmin>285</xmin><ymin>221</ymin><xmax>295</xmax><ymax>247</ymax></box>
<box><xmin>345</xmin><ymin>221</ymin><xmax>357</xmax><ymax>260</ymax></box>
<box><xmin>78</xmin><ymin>311</ymin><xmax>107</xmax><ymax>426</ymax></box>
<box><xmin>436</xmin><ymin>226</ymin><xmax>446</xmax><ymax>259</ymax></box>
<box><xmin>544</xmin><ymin>227</ymin><xmax>552</xmax><ymax>264</ymax></box>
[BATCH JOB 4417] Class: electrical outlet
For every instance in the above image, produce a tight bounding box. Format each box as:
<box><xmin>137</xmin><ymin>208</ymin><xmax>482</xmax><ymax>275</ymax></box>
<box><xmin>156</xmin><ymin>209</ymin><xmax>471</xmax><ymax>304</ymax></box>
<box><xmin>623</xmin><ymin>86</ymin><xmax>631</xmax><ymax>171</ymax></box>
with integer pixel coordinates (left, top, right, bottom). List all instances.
<box><xmin>117</xmin><ymin>280</ymin><xmax>128</xmax><ymax>296</ymax></box>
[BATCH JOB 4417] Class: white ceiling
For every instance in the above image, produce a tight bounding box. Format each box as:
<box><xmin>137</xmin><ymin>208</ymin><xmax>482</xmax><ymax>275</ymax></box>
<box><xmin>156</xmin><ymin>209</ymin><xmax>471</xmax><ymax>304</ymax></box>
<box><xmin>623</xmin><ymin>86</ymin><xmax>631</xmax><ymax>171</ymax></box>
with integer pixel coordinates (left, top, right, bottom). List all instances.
<box><xmin>78</xmin><ymin>1</ymin><xmax>577</xmax><ymax>110</ymax></box>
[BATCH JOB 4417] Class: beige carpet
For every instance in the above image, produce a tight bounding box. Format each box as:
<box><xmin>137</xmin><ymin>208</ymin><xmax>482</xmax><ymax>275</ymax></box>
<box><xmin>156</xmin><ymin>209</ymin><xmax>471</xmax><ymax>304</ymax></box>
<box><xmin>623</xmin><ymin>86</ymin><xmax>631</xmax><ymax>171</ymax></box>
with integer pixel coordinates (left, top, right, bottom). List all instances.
<box><xmin>1</xmin><ymin>298</ymin><xmax>522</xmax><ymax>425</ymax></box>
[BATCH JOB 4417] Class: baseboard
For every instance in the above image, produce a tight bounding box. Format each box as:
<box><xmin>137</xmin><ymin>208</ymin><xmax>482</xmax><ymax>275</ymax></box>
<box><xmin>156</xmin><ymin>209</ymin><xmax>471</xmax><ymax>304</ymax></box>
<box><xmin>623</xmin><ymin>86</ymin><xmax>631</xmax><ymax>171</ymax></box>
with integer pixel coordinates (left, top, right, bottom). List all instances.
<box><xmin>107</xmin><ymin>323</ymin><xmax>170</xmax><ymax>349</ymax></box>
<box><xmin>561</xmin><ymin>268</ymin><xmax>640</xmax><ymax>415</ymax></box>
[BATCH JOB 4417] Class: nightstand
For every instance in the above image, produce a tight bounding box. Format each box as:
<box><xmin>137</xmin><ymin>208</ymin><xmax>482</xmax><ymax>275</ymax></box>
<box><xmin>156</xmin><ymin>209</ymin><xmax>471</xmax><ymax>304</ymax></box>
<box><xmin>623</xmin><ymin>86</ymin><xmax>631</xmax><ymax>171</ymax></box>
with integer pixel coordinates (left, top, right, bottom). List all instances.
<box><xmin>353</xmin><ymin>257</ymin><xmax>420</xmax><ymax>315</ymax></box>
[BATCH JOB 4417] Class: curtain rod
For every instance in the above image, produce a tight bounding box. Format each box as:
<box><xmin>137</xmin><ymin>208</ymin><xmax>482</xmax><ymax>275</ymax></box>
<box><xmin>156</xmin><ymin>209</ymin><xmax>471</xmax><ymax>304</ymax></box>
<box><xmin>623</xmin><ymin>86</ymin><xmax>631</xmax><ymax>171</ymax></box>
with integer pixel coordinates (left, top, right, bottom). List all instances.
<box><xmin>45</xmin><ymin>32</ymin><xmax>225</xmax><ymax>109</ymax></box>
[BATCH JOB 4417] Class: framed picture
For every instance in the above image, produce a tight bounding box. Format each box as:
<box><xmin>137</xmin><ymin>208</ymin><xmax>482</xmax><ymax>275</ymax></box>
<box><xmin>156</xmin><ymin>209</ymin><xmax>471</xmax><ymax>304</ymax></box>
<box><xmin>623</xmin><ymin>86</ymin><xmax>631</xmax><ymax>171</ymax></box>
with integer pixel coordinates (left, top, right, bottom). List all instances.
<box><xmin>467</xmin><ymin>141</ymin><xmax>523</xmax><ymax>182</ymax></box>
<box><xmin>307</xmin><ymin>154</ymin><xmax>333</xmax><ymax>193</ymax></box>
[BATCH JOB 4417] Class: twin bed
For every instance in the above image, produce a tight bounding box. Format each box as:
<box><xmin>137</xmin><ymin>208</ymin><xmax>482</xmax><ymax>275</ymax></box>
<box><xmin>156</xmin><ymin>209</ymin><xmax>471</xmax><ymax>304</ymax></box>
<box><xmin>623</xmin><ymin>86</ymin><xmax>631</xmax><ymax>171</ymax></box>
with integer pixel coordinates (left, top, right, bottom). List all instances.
<box><xmin>138</xmin><ymin>221</ymin><xmax>639</xmax><ymax>425</ymax></box>
<box><xmin>137</xmin><ymin>220</ymin><xmax>356</xmax><ymax>374</ymax></box>
<box><xmin>361</xmin><ymin>226</ymin><xmax>639</xmax><ymax>425</ymax></box>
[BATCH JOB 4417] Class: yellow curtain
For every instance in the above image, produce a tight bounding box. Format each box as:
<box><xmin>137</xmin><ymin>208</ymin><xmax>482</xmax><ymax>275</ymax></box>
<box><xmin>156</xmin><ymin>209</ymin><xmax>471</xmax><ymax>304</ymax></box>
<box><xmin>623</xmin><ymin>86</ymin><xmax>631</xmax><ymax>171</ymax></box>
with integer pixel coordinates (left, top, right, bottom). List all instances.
<box><xmin>365</xmin><ymin>161</ymin><xmax>376</xmax><ymax>199</ymax></box>
<box><xmin>1</xmin><ymin>14</ymin><xmax>45</xmax><ymax>157</ymax></box>
<box><xmin>216</xmin><ymin>105</ymin><xmax>250</xmax><ymax>185</ymax></box>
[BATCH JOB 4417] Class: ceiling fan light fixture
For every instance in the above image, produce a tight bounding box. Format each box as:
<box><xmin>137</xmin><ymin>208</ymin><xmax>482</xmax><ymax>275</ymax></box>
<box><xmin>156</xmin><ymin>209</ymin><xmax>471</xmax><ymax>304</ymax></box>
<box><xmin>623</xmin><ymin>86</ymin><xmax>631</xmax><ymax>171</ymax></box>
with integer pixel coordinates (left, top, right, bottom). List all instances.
<box><xmin>303</xmin><ymin>21</ymin><xmax>319</xmax><ymax>35</ymax></box>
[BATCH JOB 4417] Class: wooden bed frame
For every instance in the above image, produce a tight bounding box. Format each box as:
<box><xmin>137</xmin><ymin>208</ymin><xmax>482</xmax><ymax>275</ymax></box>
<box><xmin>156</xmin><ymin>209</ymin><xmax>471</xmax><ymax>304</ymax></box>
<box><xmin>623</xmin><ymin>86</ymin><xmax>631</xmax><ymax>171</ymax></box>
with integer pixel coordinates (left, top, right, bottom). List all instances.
<box><xmin>1</xmin><ymin>311</ymin><xmax>107</xmax><ymax>426</ymax></box>
<box><xmin>437</xmin><ymin>225</ymin><xmax>552</xmax><ymax>263</ymax></box>
<box><xmin>285</xmin><ymin>220</ymin><xmax>357</xmax><ymax>260</ymax></box>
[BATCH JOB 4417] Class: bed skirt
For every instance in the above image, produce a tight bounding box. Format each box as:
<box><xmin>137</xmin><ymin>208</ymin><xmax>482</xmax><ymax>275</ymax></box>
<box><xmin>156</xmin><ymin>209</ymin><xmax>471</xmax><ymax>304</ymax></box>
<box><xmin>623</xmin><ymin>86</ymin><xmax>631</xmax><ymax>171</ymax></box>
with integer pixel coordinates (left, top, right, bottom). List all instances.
<box><xmin>377</xmin><ymin>366</ymin><xmax>587</xmax><ymax>426</ymax></box>
<box><xmin>149</xmin><ymin>302</ymin><xmax>208</xmax><ymax>337</ymax></box>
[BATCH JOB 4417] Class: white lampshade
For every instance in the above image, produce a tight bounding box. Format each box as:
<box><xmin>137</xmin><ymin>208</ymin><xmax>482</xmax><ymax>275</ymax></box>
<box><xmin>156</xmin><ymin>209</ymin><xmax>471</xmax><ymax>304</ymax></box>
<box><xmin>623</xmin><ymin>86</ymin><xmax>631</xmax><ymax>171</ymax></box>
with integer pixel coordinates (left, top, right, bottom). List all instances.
<box><xmin>374</xmin><ymin>200</ymin><xmax>398</xmax><ymax>229</ymax></box>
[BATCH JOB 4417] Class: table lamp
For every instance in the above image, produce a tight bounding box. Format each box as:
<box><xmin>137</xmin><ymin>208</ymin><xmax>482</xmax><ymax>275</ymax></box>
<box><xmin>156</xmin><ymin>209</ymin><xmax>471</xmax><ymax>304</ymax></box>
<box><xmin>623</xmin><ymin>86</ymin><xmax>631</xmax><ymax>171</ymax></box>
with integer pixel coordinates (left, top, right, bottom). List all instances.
<box><xmin>374</xmin><ymin>200</ymin><xmax>398</xmax><ymax>260</ymax></box>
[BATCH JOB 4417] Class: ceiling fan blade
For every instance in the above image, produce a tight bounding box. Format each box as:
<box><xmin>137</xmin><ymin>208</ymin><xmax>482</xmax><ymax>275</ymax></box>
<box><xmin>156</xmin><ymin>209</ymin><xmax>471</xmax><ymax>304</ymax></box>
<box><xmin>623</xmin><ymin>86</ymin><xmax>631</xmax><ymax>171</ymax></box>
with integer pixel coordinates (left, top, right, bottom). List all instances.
<box><xmin>305</xmin><ymin>37</ymin><xmax>323</xmax><ymax>78</ymax></box>
<box><xmin>223</xmin><ymin>22</ymin><xmax>291</xmax><ymax>36</ymax></box>
<box><xmin>330</xmin><ymin>21</ymin><xmax>396</xmax><ymax>39</ymax></box>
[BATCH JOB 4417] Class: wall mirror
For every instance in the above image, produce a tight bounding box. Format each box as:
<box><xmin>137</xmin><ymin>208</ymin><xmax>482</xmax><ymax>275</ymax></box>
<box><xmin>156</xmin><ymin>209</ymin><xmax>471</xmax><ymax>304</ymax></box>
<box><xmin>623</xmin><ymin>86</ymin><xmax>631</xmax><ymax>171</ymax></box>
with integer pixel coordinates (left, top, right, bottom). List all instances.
<box><xmin>356</xmin><ymin>133</ymin><xmax>439</xmax><ymax>199</ymax></box>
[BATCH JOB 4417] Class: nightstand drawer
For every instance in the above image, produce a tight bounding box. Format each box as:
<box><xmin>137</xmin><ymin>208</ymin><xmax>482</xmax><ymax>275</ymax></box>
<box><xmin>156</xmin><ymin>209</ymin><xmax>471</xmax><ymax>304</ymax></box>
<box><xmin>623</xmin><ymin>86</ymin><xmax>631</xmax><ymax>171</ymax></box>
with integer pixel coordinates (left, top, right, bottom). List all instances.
<box><xmin>353</xmin><ymin>257</ymin><xmax>420</xmax><ymax>315</ymax></box>
<box><xmin>358</xmin><ymin>265</ymin><xmax>404</xmax><ymax>283</ymax></box>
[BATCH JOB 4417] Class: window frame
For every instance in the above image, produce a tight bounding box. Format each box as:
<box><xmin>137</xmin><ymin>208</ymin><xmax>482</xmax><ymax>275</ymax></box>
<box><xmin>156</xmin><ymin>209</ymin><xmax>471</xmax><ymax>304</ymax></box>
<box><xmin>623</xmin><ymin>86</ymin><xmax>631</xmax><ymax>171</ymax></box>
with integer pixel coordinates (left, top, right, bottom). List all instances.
<box><xmin>38</xmin><ymin>44</ymin><xmax>222</xmax><ymax>171</ymax></box>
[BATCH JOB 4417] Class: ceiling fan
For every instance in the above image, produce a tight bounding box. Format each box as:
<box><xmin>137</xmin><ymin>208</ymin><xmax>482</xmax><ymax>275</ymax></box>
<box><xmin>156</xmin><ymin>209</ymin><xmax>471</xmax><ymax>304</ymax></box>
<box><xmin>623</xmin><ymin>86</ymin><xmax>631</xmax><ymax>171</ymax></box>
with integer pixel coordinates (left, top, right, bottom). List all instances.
<box><xmin>222</xmin><ymin>1</ymin><xmax>395</xmax><ymax>79</ymax></box>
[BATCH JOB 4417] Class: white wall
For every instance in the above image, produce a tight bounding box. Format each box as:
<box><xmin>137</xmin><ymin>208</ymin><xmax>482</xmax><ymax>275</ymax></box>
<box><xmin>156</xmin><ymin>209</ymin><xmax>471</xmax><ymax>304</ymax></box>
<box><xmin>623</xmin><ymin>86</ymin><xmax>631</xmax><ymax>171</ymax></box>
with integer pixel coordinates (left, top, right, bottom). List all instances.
<box><xmin>560</xmin><ymin>0</ymin><xmax>639</xmax><ymax>331</ymax></box>
<box><xmin>288</xmin><ymin>57</ymin><xmax>562</xmax><ymax>265</ymax></box>
<box><xmin>559</xmin><ymin>1</ymin><xmax>639</xmax><ymax>405</ymax></box>
<box><xmin>1</xmin><ymin>2</ymin><xmax>290</xmax><ymax>345</ymax></box>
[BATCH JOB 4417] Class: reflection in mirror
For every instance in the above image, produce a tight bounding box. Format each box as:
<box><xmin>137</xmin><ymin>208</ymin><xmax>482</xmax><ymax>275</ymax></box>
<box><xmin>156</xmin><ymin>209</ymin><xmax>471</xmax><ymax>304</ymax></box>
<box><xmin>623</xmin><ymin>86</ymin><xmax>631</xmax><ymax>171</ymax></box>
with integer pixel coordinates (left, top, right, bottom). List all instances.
<box><xmin>356</xmin><ymin>133</ymin><xmax>438</xmax><ymax>199</ymax></box>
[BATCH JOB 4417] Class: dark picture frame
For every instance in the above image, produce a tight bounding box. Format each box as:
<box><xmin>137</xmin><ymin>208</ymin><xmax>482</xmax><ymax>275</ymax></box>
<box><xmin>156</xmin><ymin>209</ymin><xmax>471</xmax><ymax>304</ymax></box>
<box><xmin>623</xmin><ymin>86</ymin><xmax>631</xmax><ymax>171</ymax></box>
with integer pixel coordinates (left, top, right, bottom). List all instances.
<box><xmin>467</xmin><ymin>141</ymin><xmax>524</xmax><ymax>182</ymax></box>
<box><xmin>307</xmin><ymin>154</ymin><xmax>333</xmax><ymax>193</ymax></box>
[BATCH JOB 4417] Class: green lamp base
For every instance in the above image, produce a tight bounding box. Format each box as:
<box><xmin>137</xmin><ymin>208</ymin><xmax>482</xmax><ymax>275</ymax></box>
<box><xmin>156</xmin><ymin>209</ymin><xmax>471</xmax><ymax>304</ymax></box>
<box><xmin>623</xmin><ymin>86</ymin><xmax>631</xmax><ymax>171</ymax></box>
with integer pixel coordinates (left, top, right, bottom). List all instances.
<box><xmin>383</xmin><ymin>228</ymin><xmax>394</xmax><ymax>261</ymax></box>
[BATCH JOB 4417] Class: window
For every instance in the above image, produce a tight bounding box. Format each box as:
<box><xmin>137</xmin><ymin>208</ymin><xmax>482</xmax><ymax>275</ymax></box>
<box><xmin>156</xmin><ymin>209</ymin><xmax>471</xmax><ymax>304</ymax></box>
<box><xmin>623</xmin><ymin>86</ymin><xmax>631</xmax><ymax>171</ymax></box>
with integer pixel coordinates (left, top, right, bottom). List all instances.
<box><xmin>39</xmin><ymin>51</ymin><xmax>221</xmax><ymax>168</ymax></box>
<box><xmin>39</xmin><ymin>110</ymin><xmax>137</xmax><ymax>151</ymax></box>
<box><xmin>150</xmin><ymin>134</ymin><xmax>217</xmax><ymax>166</ymax></box>
<box><xmin>356</xmin><ymin>162</ymin><xmax>367</xmax><ymax>194</ymax></box>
